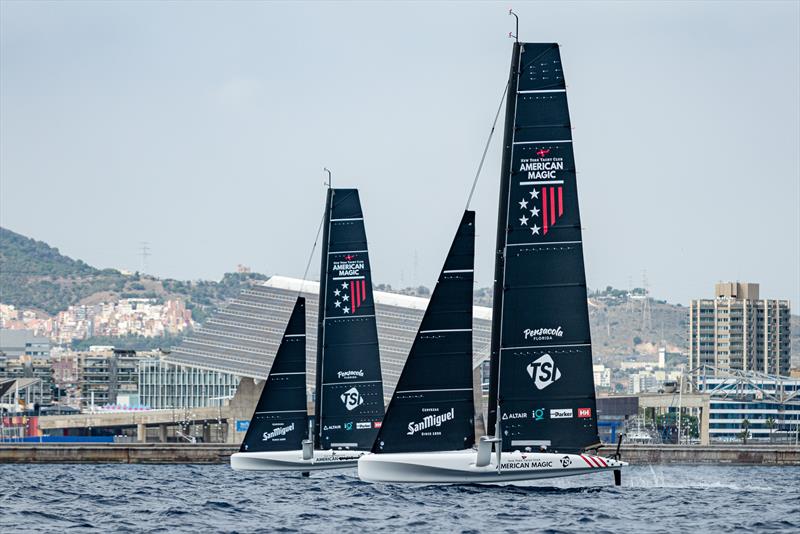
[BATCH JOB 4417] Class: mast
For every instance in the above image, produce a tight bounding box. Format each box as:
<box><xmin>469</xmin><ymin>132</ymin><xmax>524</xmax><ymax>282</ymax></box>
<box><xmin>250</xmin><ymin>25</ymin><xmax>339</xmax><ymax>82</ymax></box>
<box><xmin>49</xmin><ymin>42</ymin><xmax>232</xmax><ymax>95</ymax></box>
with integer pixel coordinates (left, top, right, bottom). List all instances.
<box><xmin>315</xmin><ymin>188</ymin><xmax>385</xmax><ymax>450</ymax></box>
<box><xmin>372</xmin><ymin>211</ymin><xmax>476</xmax><ymax>454</ymax></box>
<box><xmin>488</xmin><ymin>43</ymin><xmax>600</xmax><ymax>453</ymax></box>
<box><xmin>314</xmin><ymin>189</ymin><xmax>333</xmax><ymax>448</ymax></box>
<box><xmin>240</xmin><ymin>297</ymin><xmax>307</xmax><ymax>453</ymax></box>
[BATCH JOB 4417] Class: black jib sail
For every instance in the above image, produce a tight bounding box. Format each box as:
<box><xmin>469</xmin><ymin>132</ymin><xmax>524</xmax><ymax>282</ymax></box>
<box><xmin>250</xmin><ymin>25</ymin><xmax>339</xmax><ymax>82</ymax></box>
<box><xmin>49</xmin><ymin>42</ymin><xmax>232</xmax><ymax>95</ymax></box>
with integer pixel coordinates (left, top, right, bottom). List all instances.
<box><xmin>488</xmin><ymin>42</ymin><xmax>600</xmax><ymax>453</ymax></box>
<box><xmin>372</xmin><ymin>211</ymin><xmax>476</xmax><ymax>454</ymax></box>
<box><xmin>314</xmin><ymin>188</ymin><xmax>385</xmax><ymax>450</ymax></box>
<box><xmin>240</xmin><ymin>297</ymin><xmax>308</xmax><ymax>453</ymax></box>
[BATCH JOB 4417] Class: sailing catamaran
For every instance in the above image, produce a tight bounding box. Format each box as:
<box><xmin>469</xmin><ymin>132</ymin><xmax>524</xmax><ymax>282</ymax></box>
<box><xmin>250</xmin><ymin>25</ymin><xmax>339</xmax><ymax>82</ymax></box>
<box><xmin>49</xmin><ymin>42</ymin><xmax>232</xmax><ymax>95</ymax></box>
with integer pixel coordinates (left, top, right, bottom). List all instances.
<box><xmin>358</xmin><ymin>41</ymin><xmax>626</xmax><ymax>484</ymax></box>
<box><xmin>231</xmin><ymin>188</ymin><xmax>385</xmax><ymax>471</ymax></box>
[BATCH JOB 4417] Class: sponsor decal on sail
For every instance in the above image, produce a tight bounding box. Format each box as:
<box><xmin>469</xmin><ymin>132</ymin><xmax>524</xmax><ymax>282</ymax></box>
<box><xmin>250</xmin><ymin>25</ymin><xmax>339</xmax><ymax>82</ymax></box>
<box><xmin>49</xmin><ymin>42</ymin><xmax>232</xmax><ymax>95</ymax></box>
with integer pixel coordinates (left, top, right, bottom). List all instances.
<box><xmin>502</xmin><ymin>412</ymin><xmax>528</xmax><ymax>420</ymax></box>
<box><xmin>577</xmin><ymin>408</ymin><xmax>592</xmax><ymax>418</ymax></box>
<box><xmin>331</xmin><ymin>254</ymin><xmax>369</xmax><ymax>315</ymax></box>
<box><xmin>532</xmin><ymin>408</ymin><xmax>545</xmax><ymax>421</ymax></box>
<box><xmin>356</xmin><ymin>422</ymin><xmax>371</xmax><ymax>429</ymax></box>
<box><xmin>523</xmin><ymin>326</ymin><xmax>564</xmax><ymax>341</ymax></box>
<box><xmin>323</xmin><ymin>424</ymin><xmax>342</xmax><ymax>431</ymax></box>
<box><xmin>337</xmin><ymin>369</ymin><xmax>364</xmax><ymax>380</ymax></box>
<box><xmin>526</xmin><ymin>354</ymin><xmax>562</xmax><ymax>390</ymax></box>
<box><xmin>373</xmin><ymin>421</ymin><xmax>382</xmax><ymax>429</ymax></box>
<box><xmin>344</xmin><ymin>422</ymin><xmax>353</xmax><ymax>431</ymax></box>
<box><xmin>340</xmin><ymin>387</ymin><xmax>364</xmax><ymax>411</ymax></box>
<box><xmin>407</xmin><ymin>408</ymin><xmax>455</xmax><ymax>436</ymax></box>
<box><xmin>516</xmin><ymin>152</ymin><xmax>566</xmax><ymax>235</ymax></box>
<box><xmin>550</xmin><ymin>408</ymin><xmax>573</xmax><ymax>419</ymax></box>
<box><xmin>262</xmin><ymin>423</ymin><xmax>295</xmax><ymax>441</ymax></box>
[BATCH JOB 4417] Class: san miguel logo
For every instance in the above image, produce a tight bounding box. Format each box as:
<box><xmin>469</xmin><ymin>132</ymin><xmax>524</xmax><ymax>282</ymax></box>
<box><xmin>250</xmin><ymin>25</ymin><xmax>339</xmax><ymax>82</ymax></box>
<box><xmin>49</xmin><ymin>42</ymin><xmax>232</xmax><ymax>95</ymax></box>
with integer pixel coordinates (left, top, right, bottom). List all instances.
<box><xmin>331</xmin><ymin>254</ymin><xmax>369</xmax><ymax>315</ymax></box>
<box><xmin>406</xmin><ymin>408</ymin><xmax>455</xmax><ymax>436</ymax></box>
<box><xmin>516</xmin><ymin>149</ymin><xmax>565</xmax><ymax>236</ymax></box>
<box><xmin>262</xmin><ymin>423</ymin><xmax>295</xmax><ymax>441</ymax></box>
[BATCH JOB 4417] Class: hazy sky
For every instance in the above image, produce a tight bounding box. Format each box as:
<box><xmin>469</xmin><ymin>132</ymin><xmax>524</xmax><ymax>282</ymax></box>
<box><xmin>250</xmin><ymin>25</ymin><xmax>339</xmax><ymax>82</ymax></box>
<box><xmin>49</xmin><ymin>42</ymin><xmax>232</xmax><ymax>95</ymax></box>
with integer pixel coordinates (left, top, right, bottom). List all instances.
<box><xmin>1</xmin><ymin>1</ymin><xmax>798</xmax><ymax>305</ymax></box>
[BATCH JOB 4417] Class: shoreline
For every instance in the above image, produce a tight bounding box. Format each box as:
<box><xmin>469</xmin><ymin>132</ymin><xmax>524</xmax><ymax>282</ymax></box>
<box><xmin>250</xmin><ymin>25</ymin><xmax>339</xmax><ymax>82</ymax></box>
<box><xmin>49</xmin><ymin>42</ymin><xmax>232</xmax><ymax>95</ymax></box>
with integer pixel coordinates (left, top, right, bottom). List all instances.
<box><xmin>1</xmin><ymin>443</ymin><xmax>798</xmax><ymax>465</ymax></box>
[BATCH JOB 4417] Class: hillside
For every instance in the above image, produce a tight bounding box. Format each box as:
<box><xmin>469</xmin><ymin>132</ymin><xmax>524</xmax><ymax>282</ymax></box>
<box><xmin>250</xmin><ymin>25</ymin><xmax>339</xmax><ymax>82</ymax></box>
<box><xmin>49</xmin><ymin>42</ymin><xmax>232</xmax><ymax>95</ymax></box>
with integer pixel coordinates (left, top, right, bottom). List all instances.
<box><xmin>0</xmin><ymin>226</ymin><xmax>265</xmax><ymax>318</ymax></box>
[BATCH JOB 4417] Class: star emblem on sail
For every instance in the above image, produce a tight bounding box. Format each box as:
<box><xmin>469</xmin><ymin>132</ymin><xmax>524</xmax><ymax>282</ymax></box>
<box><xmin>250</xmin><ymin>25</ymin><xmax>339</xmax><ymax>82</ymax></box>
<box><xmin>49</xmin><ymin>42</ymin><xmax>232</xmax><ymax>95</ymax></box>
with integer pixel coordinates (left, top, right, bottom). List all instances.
<box><xmin>519</xmin><ymin>186</ymin><xmax>563</xmax><ymax>235</ymax></box>
<box><xmin>333</xmin><ymin>279</ymin><xmax>368</xmax><ymax>315</ymax></box>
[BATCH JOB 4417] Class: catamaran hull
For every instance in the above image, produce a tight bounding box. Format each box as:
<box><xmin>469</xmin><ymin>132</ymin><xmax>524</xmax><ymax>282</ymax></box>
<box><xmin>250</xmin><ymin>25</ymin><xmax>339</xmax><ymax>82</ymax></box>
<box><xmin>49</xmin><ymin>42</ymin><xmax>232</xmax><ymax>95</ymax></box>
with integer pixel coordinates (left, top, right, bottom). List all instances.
<box><xmin>358</xmin><ymin>450</ymin><xmax>627</xmax><ymax>484</ymax></box>
<box><xmin>230</xmin><ymin>449</ymin><xmax>363</xmax><ymax>471</ymax></box>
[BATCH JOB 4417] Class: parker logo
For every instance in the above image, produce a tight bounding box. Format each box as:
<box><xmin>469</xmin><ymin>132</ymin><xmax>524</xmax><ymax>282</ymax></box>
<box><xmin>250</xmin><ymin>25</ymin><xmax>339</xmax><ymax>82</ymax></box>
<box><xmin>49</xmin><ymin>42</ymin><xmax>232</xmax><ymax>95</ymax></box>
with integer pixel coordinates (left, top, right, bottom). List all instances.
<box><xmin>526</xmin><ymin>354</ymin><xmax>562</xmax><ymax>390</ymax></box>
<box><xmin>337</xmin><ymin>369</ymin><xmax>364</xmax><ymax>380</ymax></box>
<box><xmin>262</xmin><ymin>423</ymin><xmax>295</xmax><ymax>441</ymax></box>
<box><xmin>523</xmin><ymin>326</ymin><xmax>564</xmax><ymax>341</ymax></box>
<box><xmin>577</xmin><ymin>408</ymin><xmax>592</xmax><ymax>418</ymax></box>
<box><xmin>356</xmin><ymin>422</ymin><xmax>371</xmax><ymax>430</ymax></box>
<box><xmin>550</xmin><ymin>408</ymin><xmax>573</xmax><ymax>419</ymax></box>
<box><xmin>407</xmin><ymin>408</ymin><xmax>455</xmax><ymax>436</ymax></box>
<box><xmin>340</xmin><ymin>387</ymin><xmax>364</xmax><ymax>411</ymax></box>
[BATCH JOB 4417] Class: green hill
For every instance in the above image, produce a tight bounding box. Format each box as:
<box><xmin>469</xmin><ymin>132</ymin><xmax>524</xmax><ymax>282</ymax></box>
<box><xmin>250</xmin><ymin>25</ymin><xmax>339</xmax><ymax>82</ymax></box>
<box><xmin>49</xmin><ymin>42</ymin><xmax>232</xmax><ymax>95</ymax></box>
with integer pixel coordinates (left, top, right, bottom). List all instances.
<box><xmin>0</xmin><ymin>226</ymin><xmax>265</xmax><ymax>317</ymax></box>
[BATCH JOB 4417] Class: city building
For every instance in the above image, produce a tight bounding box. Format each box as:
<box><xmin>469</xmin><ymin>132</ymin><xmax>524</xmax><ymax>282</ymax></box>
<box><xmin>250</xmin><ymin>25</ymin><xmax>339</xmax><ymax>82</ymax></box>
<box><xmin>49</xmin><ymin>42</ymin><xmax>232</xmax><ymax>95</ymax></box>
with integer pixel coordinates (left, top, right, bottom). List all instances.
<box><xmin>138</xmin><ymin>355</ymin><xmax>239</xmax><ymax>409</ymax></box>
<box><xmin>593</xmin><ymin>364</ymin><xmax>612</xmax><ymax>390</ymax></box>
<box><xmin>0</xmin><ymin>329</ymin><xmax>50</xmax><ymax>359</ymax></box>
<box><xmin>689</xmin><ymin>282</ymin><xmax>791</xmax><ymax>376</ymax></box>
<box><xmin>0</xmin><ymin>330</ymin><xmax>54</xmax><ymax>405</ymax></box>
<box><xmin>77</xmin><ymin>349</ymin><xmax>140</xmax><ymax>408</ymax></box>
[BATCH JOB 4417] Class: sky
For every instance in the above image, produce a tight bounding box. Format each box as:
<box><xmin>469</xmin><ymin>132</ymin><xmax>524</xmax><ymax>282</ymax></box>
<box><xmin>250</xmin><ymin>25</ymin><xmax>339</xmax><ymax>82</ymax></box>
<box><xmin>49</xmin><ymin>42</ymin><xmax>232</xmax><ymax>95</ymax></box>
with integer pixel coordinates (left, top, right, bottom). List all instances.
<box><xmin>1</xmin><ymin>1</ymin><xmax>798</xmax><ymax>305</ymax></box>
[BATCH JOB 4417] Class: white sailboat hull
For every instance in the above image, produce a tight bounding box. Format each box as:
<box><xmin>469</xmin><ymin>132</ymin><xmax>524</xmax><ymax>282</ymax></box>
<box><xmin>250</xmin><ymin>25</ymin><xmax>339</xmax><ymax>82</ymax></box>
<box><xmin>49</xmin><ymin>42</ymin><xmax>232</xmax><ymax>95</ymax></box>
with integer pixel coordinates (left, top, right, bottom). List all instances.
<box><xmin>230</xmin><ymin>449</ymin><xmax>363</xmax><ymax>471</ymax></box>
<box><xmin>358</xmin><ymin>449</ymin><xmax>627</xmax><ymax>484</ymax></box>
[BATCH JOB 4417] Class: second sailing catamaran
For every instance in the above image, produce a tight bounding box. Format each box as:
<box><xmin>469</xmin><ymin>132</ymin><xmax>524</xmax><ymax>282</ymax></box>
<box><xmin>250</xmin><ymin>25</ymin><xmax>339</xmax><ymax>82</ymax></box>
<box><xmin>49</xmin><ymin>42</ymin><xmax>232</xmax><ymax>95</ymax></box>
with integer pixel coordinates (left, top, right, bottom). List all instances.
<box><xmin>359</xmin><ymin>38</ymin><xmax>626</xmax><ymax>484</ymax></box>
<box><xmin>231</xmin><ymin>187</ymin><xmax>385</xmax><ymax>471</ymax></box>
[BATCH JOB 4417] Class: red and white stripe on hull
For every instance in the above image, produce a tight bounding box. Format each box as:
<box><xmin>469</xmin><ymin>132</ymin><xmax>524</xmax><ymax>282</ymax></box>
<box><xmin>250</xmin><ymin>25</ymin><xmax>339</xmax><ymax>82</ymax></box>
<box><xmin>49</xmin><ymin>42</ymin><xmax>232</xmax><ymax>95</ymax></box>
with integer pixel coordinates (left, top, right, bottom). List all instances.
<box><xmin>580</xmin><ymin>454</ymin><xmax>609</xmax><ymax>468</ymax></box>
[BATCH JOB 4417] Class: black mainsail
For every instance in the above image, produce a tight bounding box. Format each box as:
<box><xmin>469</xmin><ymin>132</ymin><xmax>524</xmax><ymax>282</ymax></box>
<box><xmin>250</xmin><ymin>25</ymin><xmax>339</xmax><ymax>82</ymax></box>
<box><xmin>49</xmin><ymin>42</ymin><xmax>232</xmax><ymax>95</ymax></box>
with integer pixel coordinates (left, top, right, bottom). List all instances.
<box><xmin>372</xmin><ymin>211</ymin><xmax>475</xmax><ymax>454</ymax></box>
<box><xmin>314</xmin><ymin>188</ymin><xmax>385</xmax><ymax>450</ymax></box>
<box><xmin>488</xmin><ymin>42</ymin><xmax>600</xmax><ymax>453</ymax></box>
<box><xmin>240</xmin><ymin>297</ymin><xmax>307</xmax><ymax>452</ymax></box>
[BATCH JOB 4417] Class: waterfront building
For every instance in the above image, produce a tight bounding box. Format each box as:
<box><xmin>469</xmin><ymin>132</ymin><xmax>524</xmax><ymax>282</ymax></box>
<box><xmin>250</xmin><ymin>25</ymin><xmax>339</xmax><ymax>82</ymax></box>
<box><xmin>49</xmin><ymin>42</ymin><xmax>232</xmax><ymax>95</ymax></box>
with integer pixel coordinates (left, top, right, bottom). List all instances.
<box><xmin>138</xmin><ymin>355</ymin><xmax>239</xmax><ymax>409</ymax></box>
<box><xmin>593</xmin><ymin>364</ymin><xmax>612</xmax><ymax>390</ymax></box>
<box><xmin>0</xmin><ymin>329</ymin><xmax>50</xmax><ymax>359</ymax></box>
<box><xmin>164</xmin><ymin>276</ymin><xmax>494</xmax><ymax>402</ymax></box>
<box><xmin>689</xmin><ymin>282</ymin><xmax>791</xmax><ymax>376</ymax></box>
<box><xmin>696</xmin><ymin>372</ymin><xmax>800</xmax><ymax>442</ymax></box>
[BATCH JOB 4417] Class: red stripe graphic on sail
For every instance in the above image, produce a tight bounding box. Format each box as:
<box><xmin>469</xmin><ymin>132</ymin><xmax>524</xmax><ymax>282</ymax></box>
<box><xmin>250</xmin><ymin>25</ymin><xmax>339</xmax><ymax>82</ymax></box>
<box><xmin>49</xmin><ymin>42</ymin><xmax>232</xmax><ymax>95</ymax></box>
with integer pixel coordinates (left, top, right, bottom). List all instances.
<box><xmin>542</xmin><ymin>187</ymin><xmax>548</xmax><ymax>235</ymax></box>
<box><xmin>350</xmin><ymin>281</ymin><xmax>355</xmax><ymax>314</ymax></box>
<box><xmin>361</xmin><ymin>280</ymin><xmax>367</xmax><ymax>304</ymax></box>
<box><xmin>558</xmin><ymin>187</ymin><xmax>563</xmax><ymax>216</ymax></box>
<box><xmin>549</xmin><ymin>187</ymin><xmax>555</xmax><ymax>226</ymax></box>
<box><xmin>356</xmin><ymin>279</ymin><xmax>362</xmax><ymax>307</ymax></box>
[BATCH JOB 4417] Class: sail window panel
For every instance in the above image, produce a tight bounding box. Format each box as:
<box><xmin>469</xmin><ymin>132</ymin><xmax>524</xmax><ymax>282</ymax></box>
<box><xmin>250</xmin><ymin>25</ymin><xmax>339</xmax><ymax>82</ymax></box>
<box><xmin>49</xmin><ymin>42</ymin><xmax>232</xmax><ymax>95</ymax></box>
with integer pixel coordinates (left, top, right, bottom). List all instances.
<box><xmin>329</xmin><ymin>188</ymin><xmax>364</xmax><ymax>220</ymax></box>
<box><xmin>328</xmin><ymin>223</ymin><xmax>368</xmax><ymax>253</ymax></box>
<box><xmin>392</xmin><ymin>333</ymin><xmax>473</xmax><ymax>392</ymax></box>
<box><xmin>500</xmin><ymin>284</ymin><xmax>591</xmax><ymax>348</ymax></box>
<box><xmin>513</xmin><ymin>93</ymin><xmax>572</xmax><ymax>144</ymax></box>
<box><xmin>505</xmin><ymin>244</ymin><xmax>587</xmax><ymax>288</ymax></box>
<box><xmin>517</xmin><ymin>43</ymin><xmax>566</xmax><ymax>92</ymax></box>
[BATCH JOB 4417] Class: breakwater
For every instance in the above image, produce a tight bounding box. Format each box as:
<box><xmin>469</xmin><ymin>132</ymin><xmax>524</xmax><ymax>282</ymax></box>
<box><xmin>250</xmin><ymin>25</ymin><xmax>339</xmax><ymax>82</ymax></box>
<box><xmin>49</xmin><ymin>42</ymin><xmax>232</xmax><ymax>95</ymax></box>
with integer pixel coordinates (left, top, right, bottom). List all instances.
<box><xmin>1</xmin><ymin>443</ymin><xmax>799</xmax><ymax>464</ymax></box>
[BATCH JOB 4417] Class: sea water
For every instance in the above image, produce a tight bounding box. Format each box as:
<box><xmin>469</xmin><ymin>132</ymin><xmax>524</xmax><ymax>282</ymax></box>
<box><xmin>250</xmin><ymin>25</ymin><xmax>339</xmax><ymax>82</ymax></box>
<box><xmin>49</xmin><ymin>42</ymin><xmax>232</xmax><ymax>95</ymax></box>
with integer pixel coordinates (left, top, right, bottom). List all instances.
<box><xmin>0</xmin><ymin>464</ymin><xmax>797</xmax><ymax>532</ymax></box>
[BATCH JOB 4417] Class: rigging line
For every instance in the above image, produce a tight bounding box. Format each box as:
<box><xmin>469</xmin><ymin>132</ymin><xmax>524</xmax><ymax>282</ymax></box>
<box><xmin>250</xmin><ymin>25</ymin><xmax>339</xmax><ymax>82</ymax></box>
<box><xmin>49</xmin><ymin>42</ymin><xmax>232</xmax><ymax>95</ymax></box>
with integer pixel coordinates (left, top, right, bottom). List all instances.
<box><xmin>297</xmin><ymin>178</ymin><xmax>329</xmax><ymax>298</ymax></box>
<box><xmin>465</xmin><ymin>79</ymin><xmax>510</xmax><ymax>210</ymax></box>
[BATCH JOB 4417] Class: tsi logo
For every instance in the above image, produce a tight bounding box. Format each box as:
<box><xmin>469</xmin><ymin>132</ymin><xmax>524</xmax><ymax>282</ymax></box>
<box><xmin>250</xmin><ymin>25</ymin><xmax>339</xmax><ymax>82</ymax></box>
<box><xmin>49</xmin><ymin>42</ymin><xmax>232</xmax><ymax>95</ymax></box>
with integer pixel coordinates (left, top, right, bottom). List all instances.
<box><xmin>340</xmin><ymin>387</ymin><xmax>364</xmax><ymax>411</ymax></box>
<box><xmin>560</xmin><ymin>455</ymin><xmax>572</xmax><ymax>468</ymax></box>
<box><xmin>550</xmin><ymin>408</ymin><xmax>573</xmax><ymax>419</ymax></box>
<box><xmin>526</xmin><ymin>353</ymin><xmax>562</xmax><ymax>390</ymax></box>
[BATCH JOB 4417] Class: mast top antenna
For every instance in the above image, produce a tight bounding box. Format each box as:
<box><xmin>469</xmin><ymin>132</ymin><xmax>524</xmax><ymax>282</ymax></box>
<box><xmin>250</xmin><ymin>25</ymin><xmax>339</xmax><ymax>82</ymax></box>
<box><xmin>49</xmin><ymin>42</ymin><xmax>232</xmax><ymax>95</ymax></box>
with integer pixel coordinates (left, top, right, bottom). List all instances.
<box><xmin>508</xmin><ymin>9</ymin><xmax>519</xmax><ymax>43</ymax></box>
<box><xmin>323</xmin><ymin>167</ymin><xmax>332</xmax><ymax>188</ymax></box>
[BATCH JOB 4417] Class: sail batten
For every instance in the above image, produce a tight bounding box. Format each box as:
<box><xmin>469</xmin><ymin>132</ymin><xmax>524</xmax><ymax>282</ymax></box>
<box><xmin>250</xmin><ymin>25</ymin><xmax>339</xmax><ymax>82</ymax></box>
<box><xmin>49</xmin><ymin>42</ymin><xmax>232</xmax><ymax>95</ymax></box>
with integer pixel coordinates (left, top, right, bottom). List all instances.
<box><xmin>314</xmin><ymin>188</ymin><xmax>385</xmax><ymax>450</ymax></box>
<box><xmin>239</xmin><ymin>297</ymin><xmax>307</xmax><ymax>453</ymax></box>
<box><xmin>488</xmin><ymin>42</ymin><xmax>600</xmax><ymax>454</ymax></box>
<box><xmin>373</xmin><ymin>211</ymin><xmax>476</xmax><ymax>454</ymax></box>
